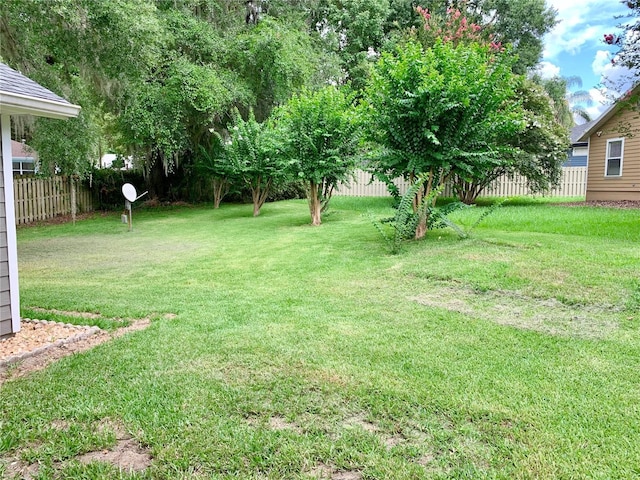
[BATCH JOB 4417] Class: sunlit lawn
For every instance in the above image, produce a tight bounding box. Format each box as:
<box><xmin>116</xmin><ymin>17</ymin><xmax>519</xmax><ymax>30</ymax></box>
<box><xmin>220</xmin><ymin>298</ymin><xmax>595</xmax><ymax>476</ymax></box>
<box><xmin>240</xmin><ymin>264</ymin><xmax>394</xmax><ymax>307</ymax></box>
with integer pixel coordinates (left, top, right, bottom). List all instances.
<box><xmin>1</xmin><ymin>196</ymin><xmax>640</xmax><ymax>479</ymax></box>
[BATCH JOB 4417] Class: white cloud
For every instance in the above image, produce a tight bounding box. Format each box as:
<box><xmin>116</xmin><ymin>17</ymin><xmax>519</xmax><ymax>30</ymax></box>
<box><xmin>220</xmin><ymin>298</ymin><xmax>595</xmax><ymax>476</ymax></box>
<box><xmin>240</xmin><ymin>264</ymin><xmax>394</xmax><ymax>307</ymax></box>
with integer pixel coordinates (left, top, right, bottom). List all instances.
<box><xmin>534</xmin><ymin>61</ymin><xmax>561</xmax><ymax>79</ymax></box>
<box><xmin>543</xmin><ymin>1</ymin><xmax>627</xmax><ymax>60</ymax></box>
<box><xmin>592</xmin><ymin>50</ymin><xmax>611</xmax><ymax>76</ymax></box>
<box><xmin>583</xmin><ymin>88</ymin><xmax>611</xmax><ymax>120</ymax></box>
<box><xmin>601</xmin><ymin>62</ymin><xmax>635</xmax><ymax>94</ymax></box>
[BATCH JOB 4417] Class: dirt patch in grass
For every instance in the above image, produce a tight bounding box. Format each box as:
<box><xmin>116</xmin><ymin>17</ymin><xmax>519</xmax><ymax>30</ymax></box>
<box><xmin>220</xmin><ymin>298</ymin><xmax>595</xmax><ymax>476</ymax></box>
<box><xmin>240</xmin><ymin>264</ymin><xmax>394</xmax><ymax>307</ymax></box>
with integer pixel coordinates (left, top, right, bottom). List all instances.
<box><xmin>76</xmin><ymin>437</ymin><xmax>152</xmax><ymax>472</ymax></box>
<box><xmin>1</xmin><ymin>419</ymin><xmax>152</xmax><ymax>478</ymax></box>
<box><xmin>411</xmin><ymin>285</ymin><xmax>619</xmax><ymax>338</ymax></box>
<box><xmin>344</xmin><ymin>415</ymin><xmax>378</xmax><ymax>433</ymax></box>
<box><xmin>384</xmin><ymin>434</ymin><xmax>406</xmax><ymax>448</ymax></box>
<box><xmin>2</xmin><ymin>458</ymin><xmax>40</xmax><ymax>480</ymax></box>
<box><xmin>417</xmin><ymin>453</ymin><xmax>435</xmax><ymax>466</ymax></box>
<box><xmin>307</xmin><ymin>463</ymin><xmax>363</xmax><ymax>479</ymax></box>
<box><xmin>0</xmin><ymin>318</ymin><xmax>152</xmax><ymax>384</ymax></box>
<box><xmin>331</xmin><ymin>472</ymin><xmax>363</xmax><ymax>480</ymax></box>
<box><xmin>268</xmin><ymin>415</ymin><xmax>303</xmax><ymax>434</ymax></box>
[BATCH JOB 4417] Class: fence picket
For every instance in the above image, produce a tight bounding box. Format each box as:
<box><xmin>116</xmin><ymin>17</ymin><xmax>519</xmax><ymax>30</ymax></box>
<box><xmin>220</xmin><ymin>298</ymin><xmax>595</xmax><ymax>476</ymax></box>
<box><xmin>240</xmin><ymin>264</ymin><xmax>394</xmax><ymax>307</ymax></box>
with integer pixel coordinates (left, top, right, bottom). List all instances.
<box><xmin>335</xmin><ymin>167</ymin><xmax>587</xmax><ymax>199</ymax></box>
<box><xmin>12</xmin><ymin>176</ymin><xmax>93</xmax><ymax>225</ymax></box>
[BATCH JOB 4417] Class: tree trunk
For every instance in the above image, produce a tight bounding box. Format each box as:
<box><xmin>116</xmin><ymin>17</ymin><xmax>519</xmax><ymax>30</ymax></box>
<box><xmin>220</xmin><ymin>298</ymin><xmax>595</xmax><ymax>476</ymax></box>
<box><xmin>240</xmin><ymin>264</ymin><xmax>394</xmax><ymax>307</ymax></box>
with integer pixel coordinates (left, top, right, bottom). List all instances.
<box><xmin>455</xmin><ymin>178</ymin><xmax>488</xmax><ymax>205</ymax></box>
<box><xmin>414</xmin><ymin>168</ymin><xmax>434</xmax><ymax>240</ymax></box>
<box><xmin>251</xmin><ymin>177</ymin><xmax>272</xmax><ymax>217</ymax></box>
<box><xmin>252</xmin><ymin>183</ymin><xmax>261</xmax><ymax>216</ymax></box>
<box><xmin>308</xmin><ymin>181</ymin><xmax>322</xmax><ymax>226</ymax></box>
<box><xmin>212</xmin><ymin>178</ymin><xmax>228</xmax><ymax>208</ymax></box>
<box><xmin>414</xmin><ymin>219</ymin><xmax>427</xmax><ymax>239</ymax></box>
<box><xmin>321</xmin><ymin>181</ymin><xmax>334</xmax><ymax>213</ymax></box>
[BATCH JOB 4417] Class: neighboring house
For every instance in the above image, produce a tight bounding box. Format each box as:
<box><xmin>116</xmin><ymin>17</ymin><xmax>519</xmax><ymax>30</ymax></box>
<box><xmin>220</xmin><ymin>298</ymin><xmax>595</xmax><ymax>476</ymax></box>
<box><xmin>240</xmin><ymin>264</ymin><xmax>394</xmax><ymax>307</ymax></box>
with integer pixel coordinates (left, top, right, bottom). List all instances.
<box><xmin>565</xmin><ymin>120</ymin><xmax>596</xmax><ymax>167</ymax></box>
<box><xmin>0</xmin><ymin>63</ymin><xmax>80</xmax><ymax>339</ymax></box>
<box><xmin>100</xmin><ymin>153</ymin><xmax>133</xmax><ymax>170</ymax></box>
<box><xmin>578</xmin><ymin>87</ymin><xmax>640</xmax><ymax>201</ymax></box>
<box><xmin>11</xmin><ymin>140</ymin><xmax>38</xmax><ymax>175</ymax></box>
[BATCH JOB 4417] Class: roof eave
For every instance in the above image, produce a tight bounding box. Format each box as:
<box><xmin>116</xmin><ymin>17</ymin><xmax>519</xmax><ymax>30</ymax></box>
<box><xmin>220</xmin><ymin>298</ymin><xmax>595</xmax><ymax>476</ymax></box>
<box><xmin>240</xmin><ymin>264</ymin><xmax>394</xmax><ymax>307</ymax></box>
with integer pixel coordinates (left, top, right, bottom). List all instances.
<box><xmin>0</xmin><ymin>91</ymin><xmax>81</xmax><ymax>119</ymax></box>
<box><xmin>577</xmin><ymin>84</ymin><xmax>640</xmax><ymax>142</ymax></box>
<box><xmin>577</xmin><ymin>106</ymin><xmax>617</xmax><ymax>142</ymax></box>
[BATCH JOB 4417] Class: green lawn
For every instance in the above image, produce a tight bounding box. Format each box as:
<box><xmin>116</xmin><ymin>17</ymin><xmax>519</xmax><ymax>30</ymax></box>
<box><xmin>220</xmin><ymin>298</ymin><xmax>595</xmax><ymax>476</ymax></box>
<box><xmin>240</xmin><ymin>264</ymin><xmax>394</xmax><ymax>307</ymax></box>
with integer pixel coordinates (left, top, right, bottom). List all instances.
<box><xmin>2</xmin><ymin>197</ymin><xmax>640</xmax><ymax>479</ymax></box>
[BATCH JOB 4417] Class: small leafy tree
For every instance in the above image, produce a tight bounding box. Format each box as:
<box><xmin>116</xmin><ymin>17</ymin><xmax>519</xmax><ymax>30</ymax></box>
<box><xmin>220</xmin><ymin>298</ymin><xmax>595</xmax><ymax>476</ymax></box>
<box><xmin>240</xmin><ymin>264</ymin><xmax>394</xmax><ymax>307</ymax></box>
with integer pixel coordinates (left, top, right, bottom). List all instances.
<box><xmin>277</xmin><ymin>86</ymin><xmax>361</xmax><ymax>226</ymax></box>
<box><xmin>226</xmin><ymin>109</ymin><xmax>288</xmax><ymax>216</ymax></box>
<box><xmin>453</xmin><ymin>78</ymin><xmax>569</xmax><ymax>204</ymax></box>
<box><xmin>396</xmin><ymin>6</ymin><xmax>567</xmax><ymax>205</ymax></box>
<box><xmin>363</xmin><ymin>39</ymin><xmax>525</xmax><ymax>238</ymax></box>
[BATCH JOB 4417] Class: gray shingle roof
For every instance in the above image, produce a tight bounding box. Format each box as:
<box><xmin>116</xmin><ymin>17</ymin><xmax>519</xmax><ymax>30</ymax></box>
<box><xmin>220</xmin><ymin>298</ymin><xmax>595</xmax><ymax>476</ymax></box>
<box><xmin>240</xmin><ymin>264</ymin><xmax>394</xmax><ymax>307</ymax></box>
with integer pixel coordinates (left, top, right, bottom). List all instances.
<box><xmin>570</xmin><ymin>120</ymin><xmax>597</xmax><ymax>145</ymax></box>
<box><xmin>0</xmin><ymin>63</ymin><xmax>71</xmax><ymax>105</ymax></box>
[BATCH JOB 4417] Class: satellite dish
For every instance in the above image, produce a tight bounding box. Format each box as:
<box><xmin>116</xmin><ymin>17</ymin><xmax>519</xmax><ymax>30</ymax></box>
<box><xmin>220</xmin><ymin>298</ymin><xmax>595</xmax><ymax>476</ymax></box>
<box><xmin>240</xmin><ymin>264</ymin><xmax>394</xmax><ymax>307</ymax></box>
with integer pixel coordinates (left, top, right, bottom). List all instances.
<box><xmin>122</xmin><ymin>183</ymin><xmax>137</xmax><ymax>202</ymax></box>
<box><xmin>121</xmin><ymin>184</ymin><xmax>148</xmax><ymax>232</ymax></box>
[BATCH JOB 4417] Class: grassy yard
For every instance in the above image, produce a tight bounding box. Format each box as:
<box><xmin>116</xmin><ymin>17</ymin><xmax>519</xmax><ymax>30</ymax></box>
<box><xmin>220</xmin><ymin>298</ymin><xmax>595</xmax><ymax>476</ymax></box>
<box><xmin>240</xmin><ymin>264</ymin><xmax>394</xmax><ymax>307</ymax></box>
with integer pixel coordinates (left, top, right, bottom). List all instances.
<box><xmin>1</xmin><ymin>197</ymin><xmax>640</xmax><ymax>479</ymax></box>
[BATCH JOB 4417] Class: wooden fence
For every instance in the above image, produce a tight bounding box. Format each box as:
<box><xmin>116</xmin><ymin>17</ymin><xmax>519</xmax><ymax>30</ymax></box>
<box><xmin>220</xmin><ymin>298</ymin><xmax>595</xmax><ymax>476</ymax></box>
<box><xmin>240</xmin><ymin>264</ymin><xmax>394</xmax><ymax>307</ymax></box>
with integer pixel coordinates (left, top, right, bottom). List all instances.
<box><xmin>335</xmin><ymin>167</ymin><xmax>587</xmax><ymax>198</ymax></box>
<box><xmin>13</xmin><ymin>176</ymin><xmax>93</xmax><ymax>225</ymax></box>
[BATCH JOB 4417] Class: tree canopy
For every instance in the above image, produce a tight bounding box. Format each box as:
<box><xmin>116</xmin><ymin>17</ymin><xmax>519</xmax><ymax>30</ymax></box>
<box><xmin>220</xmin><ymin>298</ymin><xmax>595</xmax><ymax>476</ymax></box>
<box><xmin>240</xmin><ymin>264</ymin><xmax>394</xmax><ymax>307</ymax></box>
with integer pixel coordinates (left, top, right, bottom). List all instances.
<box><xmin>0</xmin><ymin>0</ymin><xmax>561</xmax><ymax>206</ymax></box>
<box><xmin>604</xmin><ymin>1</ymin><xmax>640</xmax><ymax>88</ymax></box>
<box><xmin>386</xmin><ymin>0</ymin><xmax>557</xmax><ymax>74</ymax></box>
<box><xmin>363</xmin><ymin>39</ymin><xmax>526</xmax><ymax>235</ymax></box>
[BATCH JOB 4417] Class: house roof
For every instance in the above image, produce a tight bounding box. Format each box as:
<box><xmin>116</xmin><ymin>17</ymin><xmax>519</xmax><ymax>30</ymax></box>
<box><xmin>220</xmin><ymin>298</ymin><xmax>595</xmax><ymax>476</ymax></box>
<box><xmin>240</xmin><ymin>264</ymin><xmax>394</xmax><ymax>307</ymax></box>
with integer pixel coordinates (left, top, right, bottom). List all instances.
<box><xmin>0</xmin><ymin>63</ymin><xmax>81</xmax><ymax>119</ymax></box>
<box><xmin>11</xmin><ymin>140</ymin><xmax>37</xmax><ymax>159</ymax></box>
<box><xmin>577</xmin><ymin>83</ymin><xmax>640</xmax><ymax>142</ymax></box>
<box><xmin>570</xmin><ymin>120</ymin><xmax>597</xmax><ymax>145</ymax></box>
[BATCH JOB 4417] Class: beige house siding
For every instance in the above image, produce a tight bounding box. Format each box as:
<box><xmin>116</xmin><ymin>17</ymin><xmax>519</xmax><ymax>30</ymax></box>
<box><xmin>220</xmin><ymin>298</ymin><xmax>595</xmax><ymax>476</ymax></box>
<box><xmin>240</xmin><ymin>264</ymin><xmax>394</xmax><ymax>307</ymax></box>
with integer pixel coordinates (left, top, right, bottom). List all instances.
<box><xmin>586</xmin><ymin>108</ymin><xmax>640</xmax><ymax>201</ymax></box>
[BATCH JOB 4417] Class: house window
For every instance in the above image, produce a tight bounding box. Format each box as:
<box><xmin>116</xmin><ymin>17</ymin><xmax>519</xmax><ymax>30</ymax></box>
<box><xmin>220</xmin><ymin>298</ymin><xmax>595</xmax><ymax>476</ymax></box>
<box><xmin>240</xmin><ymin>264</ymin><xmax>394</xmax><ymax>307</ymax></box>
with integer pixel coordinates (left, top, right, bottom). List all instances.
<box><xmin>12</xmin><ymin>158</ymin><xmax>36</xmax><ymax>175</ymax></box>
<box><xmin>605</xmin><ymin>138</ymin><xmax>624</xmax><ymax>177</ymax></box>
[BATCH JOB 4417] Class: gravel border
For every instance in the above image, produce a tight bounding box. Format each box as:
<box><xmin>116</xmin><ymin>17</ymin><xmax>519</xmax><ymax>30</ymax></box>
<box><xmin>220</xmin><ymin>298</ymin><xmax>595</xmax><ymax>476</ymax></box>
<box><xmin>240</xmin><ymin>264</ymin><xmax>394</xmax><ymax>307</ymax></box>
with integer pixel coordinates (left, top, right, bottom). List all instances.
<box><xmin>0</xmin><ymin>319</ymin><xmax>102</xmax><ymax>368</ymax></box>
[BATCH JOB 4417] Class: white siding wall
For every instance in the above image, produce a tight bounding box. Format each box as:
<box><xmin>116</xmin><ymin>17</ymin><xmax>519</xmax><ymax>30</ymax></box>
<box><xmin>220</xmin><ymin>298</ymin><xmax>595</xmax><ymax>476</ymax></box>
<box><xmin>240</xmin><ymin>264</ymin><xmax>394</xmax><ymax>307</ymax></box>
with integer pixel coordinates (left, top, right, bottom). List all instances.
<box><xmin>0</xmin><ymin>124</ymin><xmax>12</xmax><ymax>336</ymax></box>
<box><xmin>0</xmin><ymin>114</ymin><xmax>20</xmax><ymax>337</ymax></box>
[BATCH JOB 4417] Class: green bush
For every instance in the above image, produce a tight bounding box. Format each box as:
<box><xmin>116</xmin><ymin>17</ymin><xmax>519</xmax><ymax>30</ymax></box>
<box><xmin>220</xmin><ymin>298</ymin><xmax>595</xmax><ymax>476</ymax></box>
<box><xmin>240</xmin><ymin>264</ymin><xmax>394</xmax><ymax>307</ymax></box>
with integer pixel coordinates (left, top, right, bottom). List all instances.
<box><xmin>88</xmin><ymin>169</ymin><xmax>146</xmax><ymax>211</ymax></box>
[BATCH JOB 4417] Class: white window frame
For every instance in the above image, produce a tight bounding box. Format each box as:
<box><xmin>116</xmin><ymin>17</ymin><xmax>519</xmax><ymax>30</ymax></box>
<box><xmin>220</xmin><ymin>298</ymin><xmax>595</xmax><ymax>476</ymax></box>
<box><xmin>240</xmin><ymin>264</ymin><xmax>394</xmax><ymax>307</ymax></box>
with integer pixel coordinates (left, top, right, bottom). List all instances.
<box><xmin>605</xmin><ymin>138</ymin><xmax>624</xmax><ymax>177</ymax></box>
<box><xmin>12</xmin><ymin>157</ymin><xmax>36</xmax><ymax>175</ymax></box>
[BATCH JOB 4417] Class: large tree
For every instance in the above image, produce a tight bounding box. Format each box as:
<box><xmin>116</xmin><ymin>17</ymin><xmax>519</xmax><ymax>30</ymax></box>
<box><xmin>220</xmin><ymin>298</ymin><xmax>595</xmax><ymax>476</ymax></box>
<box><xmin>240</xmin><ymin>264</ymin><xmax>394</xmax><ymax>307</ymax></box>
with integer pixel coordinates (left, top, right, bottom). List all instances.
<box><xmin>227</xmin><ymin>17</ymin><xmax>331</xmax><ymax>122</ymax></box>
<box><xmin>386</xmin><ymin>0</ymin><xmax>557</xmax><ymax>74</ymax></box>
<box><xmin>311</xmin><ymin>0</ymin><xmax>390</xmax><ymax>89</ymax></box>
<box><xmin>0</xmin><ymin>0</ymin><xmax>337</xmax><ymax>200</ymax></box>
<box><xmin>604</xmin><ymin>1</ymin><xmax>640</xmax><ymax>85</ymax></box>
<box><xmin>363</xmin><ymin>39</ymin><xmax>525</xmax><ymax>238</ymax></box>
<box><xmin>0</xmin><ymin>0</ymin><xmax>165</xmax><ymax>180</ymax></box>
<box><xmin>277</xmin><ymin>86</ymin><xmax>361</xmax><ymax>226</ymax></box>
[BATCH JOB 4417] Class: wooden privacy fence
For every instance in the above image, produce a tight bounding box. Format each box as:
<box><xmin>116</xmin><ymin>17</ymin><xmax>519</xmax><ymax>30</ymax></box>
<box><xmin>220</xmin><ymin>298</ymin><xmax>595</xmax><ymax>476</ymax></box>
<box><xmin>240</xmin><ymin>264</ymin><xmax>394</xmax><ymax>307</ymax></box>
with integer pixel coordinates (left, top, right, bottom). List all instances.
<box><xmin>13</xmin><ymin>176</ymin><xmax>93</xmax><ymax>225</ymax></box>
<box><xmin>335</xmin><ymin>167</ymin><xmax>587</xmax><ymax>198</ymax></box>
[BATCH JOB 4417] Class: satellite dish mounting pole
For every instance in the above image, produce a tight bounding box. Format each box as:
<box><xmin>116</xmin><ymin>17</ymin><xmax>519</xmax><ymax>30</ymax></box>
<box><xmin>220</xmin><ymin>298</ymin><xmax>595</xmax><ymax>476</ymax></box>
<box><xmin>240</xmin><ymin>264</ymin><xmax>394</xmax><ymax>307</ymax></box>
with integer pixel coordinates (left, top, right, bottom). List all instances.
<box><xmin>125</xmin><ymin>199</ymin><xmax>132</xmax><ymax>231</ymax></box>
<box><xmin>121</xmin><ymin>183</ymin><xmax>147</xmax><ymax>232</ymax></box>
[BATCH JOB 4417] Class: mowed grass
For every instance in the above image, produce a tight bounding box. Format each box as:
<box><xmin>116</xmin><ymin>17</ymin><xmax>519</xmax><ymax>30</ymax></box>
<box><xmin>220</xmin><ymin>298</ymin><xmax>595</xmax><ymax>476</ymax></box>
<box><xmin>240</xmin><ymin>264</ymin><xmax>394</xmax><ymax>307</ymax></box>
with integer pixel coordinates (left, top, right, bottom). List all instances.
<box><xmin>1</xmin><ymin>197</ymin><xmax>640</xmax><ymax>479</ymax></box>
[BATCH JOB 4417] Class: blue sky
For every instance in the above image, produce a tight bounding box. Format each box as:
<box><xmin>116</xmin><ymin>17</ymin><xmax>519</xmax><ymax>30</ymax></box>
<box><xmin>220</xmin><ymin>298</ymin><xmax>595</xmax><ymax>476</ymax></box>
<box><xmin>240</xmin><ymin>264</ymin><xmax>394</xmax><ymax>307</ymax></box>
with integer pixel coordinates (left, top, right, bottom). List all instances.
<box><xmin>539</xmin><ymin>0</ymin><xmax>632</xmax><ymax>120</ymax></box>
